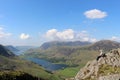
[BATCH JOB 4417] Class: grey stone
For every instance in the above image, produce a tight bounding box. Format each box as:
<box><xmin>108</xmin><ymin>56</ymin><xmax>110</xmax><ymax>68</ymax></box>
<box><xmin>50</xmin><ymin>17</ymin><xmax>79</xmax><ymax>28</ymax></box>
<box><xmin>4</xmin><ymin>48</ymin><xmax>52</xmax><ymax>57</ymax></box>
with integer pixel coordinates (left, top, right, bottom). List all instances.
<box><xmin>74</xmin><ymin>49</ymin><xmax>120</xmax><ymax>80</ymax></box>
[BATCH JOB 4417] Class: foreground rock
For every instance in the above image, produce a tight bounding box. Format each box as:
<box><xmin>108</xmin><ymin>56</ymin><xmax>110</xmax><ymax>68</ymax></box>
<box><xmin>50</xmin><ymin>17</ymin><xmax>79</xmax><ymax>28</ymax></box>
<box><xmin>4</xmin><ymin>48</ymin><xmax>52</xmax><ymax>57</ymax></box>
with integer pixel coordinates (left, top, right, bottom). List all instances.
<box><xmin>74</xmin><ymin>49</ymin><xmax>120</xmax><ymax>80</ymax></box>
<box><xmin>99</xmin><ymin>74</ymin><xmax>120</xmax><ymax>80</ymax></box>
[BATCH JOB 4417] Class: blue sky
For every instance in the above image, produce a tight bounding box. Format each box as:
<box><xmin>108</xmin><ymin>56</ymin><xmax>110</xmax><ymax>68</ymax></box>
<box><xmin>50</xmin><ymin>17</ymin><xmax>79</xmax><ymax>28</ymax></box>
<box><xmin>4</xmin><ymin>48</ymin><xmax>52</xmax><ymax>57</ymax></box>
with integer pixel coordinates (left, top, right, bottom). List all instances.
<box><xmin>0</xmin><ymin>0</ymin><xmax>120</xmax><ymax>46</ymax></box>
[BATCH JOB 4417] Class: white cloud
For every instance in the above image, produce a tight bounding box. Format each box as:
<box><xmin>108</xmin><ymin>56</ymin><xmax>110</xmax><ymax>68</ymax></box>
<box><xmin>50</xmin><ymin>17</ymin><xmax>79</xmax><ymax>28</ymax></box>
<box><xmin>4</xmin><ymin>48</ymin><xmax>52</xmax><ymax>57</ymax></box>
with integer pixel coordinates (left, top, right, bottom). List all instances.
<box><xmin>75</xmin><ymin>31</ymin><xmax>97</xmax><ymax>42</ymax></box>
<box><xmin>0</xmin><ymin>27</ymin><xmax>3</xmax><ymax>30</ymax></box>
<box><xmin>110</xmin><ymin>36</ymin><xmax>120</xmax><ymax>41</ymax></box>
<box><xmin>45</xmin><ymin>29</ymin><xmax>97</xmax><ymax>42</ymax></box>
<box><xmin>84</xmin><ymin>9</ymin><xmax>107</xmax><ymax>19</ymax></box>
<box><xmin>20</xmin><ymin>33</ymin><xmax>30</xmax><ymax>40</ymax></box>
<box><xmin>56</xmin><ymin>29</ymin><xmax>74</xmax><ymax>40</ymax></box>
<box><xmin>46</xmin><ymin>29</ymin><xmax>57</xmax><ymax>39</ymax></box>
<box><xmin>46</xmin><ymin>29</ymin><xmax>74</xmax><ymax>40</ymax></box>
<box><xmin>90</xmin><ymin>38</ymin><xmax>97</xmax><ymax>42</ymax></box>
<box><xmin>0</xmin><ymin>27</ymin><xmax>11</xmax><ymax>38</ymax></box>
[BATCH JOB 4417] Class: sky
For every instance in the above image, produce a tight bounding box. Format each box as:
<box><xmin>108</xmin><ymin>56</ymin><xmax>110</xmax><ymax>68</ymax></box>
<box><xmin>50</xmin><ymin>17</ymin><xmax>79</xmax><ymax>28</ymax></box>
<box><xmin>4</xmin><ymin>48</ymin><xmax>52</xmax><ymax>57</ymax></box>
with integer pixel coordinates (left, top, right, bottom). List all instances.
<box><xmin>0</xmin><ymin>0</ymin><xmax>120</xmax><ymax>46</ymax></box>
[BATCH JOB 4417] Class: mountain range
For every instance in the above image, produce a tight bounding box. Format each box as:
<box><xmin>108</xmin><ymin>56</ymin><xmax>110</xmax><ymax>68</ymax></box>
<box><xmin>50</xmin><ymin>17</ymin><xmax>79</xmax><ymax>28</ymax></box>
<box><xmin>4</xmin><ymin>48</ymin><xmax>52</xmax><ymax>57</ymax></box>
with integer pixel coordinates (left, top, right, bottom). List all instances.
<box><xmin>0</xmin><ymin>45</ymin><xmax>15</xmax><ymax>57</ymax></box>
<box><xmin>3</xmin><ymin>40</ymin><xmax>120</xmax><ymax>79</ymax></box>
<box><xmin>23</xmin><ymin>40</ymin><xmax>120</xmax><ymax>78</ymax></box>
<box><xmin>0</xmin><ymin>44</ymin><xmax>62</xmax><ymax>80</ymax></box>
<box><xmin>5</xmin><ymin>45</ymin><xmax>36</xmax><ymax>55</ymax></box>
<box><xmin>88</xmin><ymin>40</ymin><xmax>120</xmax><ymax>51</ymax></box>
<box><xmin>6</xmin><ymin>45</ymin><xmax>19</xmax><ymax>52</ymax></box>
<box><xmin>40</xmin><ymin>41</ymin><xmax>91</xmax><ymax>50</ymax></box>
<box><xmin>40</xmin><ymin>40</ymin><xmax>120</xmax><ymax>51</ymax></box>
<box><xmin>24</xmin><ymin>40</ymin><xmax>120</xmax><ymax>65</ymax></box>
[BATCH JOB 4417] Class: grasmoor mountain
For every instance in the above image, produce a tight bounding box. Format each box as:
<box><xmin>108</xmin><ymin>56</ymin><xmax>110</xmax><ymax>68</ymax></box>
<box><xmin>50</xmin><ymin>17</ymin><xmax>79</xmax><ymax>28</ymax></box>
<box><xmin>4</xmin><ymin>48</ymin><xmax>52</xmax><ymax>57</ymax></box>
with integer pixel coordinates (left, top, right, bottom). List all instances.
<box><xmin>40</xmin><ymin>41</ymin><xmax>91</xmax><ymax>49</ymax></box>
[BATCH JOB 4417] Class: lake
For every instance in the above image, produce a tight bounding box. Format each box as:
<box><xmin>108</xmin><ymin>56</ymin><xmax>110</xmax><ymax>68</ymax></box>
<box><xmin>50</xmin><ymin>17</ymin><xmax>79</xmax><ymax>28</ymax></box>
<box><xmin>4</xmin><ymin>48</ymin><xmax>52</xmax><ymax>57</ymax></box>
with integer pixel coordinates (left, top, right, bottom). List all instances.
<box><xmin>26</xmin><ymin>57</ymin><xmax>68</xmax><ymax>71</ymax></box>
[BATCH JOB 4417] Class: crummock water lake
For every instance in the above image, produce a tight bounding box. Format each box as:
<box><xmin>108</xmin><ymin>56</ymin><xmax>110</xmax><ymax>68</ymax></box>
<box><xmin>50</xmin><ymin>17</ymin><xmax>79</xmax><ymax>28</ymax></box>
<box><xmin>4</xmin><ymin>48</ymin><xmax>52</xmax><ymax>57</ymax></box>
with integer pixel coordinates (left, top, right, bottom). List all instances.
<box><xmin>26</xmin><ymin>58</ymin><xmax>68</xmax><ymax>71</ymax></box>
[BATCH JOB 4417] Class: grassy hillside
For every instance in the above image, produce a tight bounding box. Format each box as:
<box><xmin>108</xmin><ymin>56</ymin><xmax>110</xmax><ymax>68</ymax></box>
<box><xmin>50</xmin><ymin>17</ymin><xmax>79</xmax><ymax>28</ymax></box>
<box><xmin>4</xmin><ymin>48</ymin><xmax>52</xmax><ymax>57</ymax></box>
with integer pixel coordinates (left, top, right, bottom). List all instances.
<box><xmin>40</xmin><ymin>41</ymin><xmax>91</xmax><ymax>50</ymax></box>
<box><xmin>23</xmin><ymin>46</ymin><xmax>99</xmax><ymax>78</ymax></box>
<box><xmin>87</xmin><ymin>40</ymin><xmax>120</xmax><ymax>51</ymax></box>
<box><xmin>0</xmin><ymin>45</ymin><xmax>15</xmax><ymax>57</ymax></box>
<box><xmin>23</xmin><ymin>40</ymin><xmax>120</xmax><ymax>78</ymax></box>
<box><xmin>24</xmin><ymin>46</ymin><xmax>99</xmax><ymax>66</ymax></box>
<box><xmin>0</xmin><ymin>71</ymin><xmax>46</xmax><ymax>80</ymax></box>
<box><xmin>24</xmin><ymin>40</ymin><xmax>120</xmax><ymax>65</ymax></box>
<box><xmin>0</xmin><ymin>44</ymin><xmax>63</xmax><ymax>80</ymax></box>
<box><xmin>0</xmin><ymin>55</ymin><xmax>62</xmax><ymax>80</ymax></box>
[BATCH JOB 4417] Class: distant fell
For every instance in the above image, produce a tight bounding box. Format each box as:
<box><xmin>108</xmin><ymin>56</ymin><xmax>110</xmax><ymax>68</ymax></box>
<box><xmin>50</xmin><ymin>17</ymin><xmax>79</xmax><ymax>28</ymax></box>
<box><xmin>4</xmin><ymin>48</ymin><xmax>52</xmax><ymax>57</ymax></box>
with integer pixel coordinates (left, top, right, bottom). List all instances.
<box><xmin>40</xmin><ymin>41</ymin><xmax>91</xmax><ymax>49</ymax></box>
<box><xmin>24</xmin><ymin>40</ymin><xmax>120</xmax><ymax>66</ymax></box>
<box><xmin>14</xmin><ymin>46</ymin><xmax>36</xmax><ymax>55</ymax></box>
<box><xmin>16</xmin><ymin>46</ymin><xmax>35</xmax><ymax>52</ymax></box>
<box><xmin>6</xmin><ymin>45</ymin><xmax>19</xmax><ymax>52</ymax></box>
<box><xmin>88</xmin><ymin>40</ymin><xmax>120</xmax><ymax>51</ymax></box>
<box><xmin>6</xmin><ymin>45</ymin><xmax>20</xmax><ymax>55</ymax></box>
<box><xmin>0</xmin><ymin>44</ymin><xmax>15</xmax><ymax>57</ymax></box>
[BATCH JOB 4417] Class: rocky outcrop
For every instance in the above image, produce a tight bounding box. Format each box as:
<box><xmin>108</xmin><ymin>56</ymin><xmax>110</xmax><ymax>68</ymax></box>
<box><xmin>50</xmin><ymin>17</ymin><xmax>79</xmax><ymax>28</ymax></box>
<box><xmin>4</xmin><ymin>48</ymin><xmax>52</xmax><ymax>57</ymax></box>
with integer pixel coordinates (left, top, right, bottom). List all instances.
<box><xmin>99</xmin><ymin>74</ymin><xmax>120</xmax><ymax>80</ymax></box>
<box><xmin>74</xmin><ymin>49</ymin><xmax>120</xmax><ymax>80</ymax></box>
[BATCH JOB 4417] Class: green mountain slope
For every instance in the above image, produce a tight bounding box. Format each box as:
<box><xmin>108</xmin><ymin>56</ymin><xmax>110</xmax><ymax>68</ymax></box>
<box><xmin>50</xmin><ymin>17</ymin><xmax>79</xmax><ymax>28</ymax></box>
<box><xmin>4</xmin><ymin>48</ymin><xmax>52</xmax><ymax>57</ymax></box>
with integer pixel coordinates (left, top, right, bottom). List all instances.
<box><xmin>6</xmin><ymin>45</ymin><xmax>19</xmax><ymax>52</ymax></box>
<box><xmin>24</xmin><ymin>46</ymin><xmax>97</xmax><ymax>65</ymax></box>
<box><xmin>87</xmin><ymin>40</ymin><xmax>120</xmax><ymax>51</ymax></box>
<box><xmin>0</xmin><ymin>45</ymin><xmax>15</xmax><ymax>57</ymax></box>
<box><xmin>23</xmin><ymin>40</ymin><xmax>120</xmax><ymax>78</ymax></box>
<box><xmin>0</xmin><ymin>44</ymin><xmax>62</xmax><ymax>80</ymax></box>
<box><xmin>24</xmin><ymin>40</ymin><xmax>119</xmax><ymax>66</ymax></box>
<box><xmin>40</xmin><ymin>41</ymin><xmax>91</xmax><ymax>50</ymax></box>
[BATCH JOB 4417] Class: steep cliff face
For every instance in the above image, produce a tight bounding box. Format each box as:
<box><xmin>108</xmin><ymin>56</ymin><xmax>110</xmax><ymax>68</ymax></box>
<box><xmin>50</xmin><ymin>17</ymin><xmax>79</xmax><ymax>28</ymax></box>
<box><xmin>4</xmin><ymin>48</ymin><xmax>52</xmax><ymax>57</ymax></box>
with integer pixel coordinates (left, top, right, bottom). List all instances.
<box><xmin>74</xmin><ymin>49</ymin><xmax>120</xmax><ymax>80</ymax></box>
